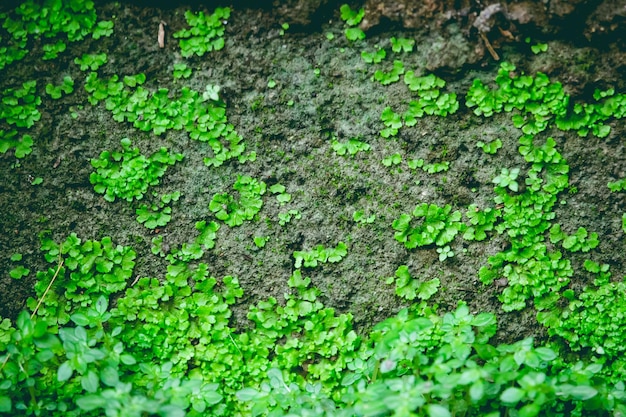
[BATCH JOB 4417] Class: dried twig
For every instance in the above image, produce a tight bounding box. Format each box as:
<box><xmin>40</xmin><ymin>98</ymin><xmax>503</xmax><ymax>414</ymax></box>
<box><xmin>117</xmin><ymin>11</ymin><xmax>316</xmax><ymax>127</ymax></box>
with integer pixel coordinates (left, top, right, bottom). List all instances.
<box><xmin>158</xmin><ymin>21</ymin><xmax>167</xmax><ymax>48</ymax></box>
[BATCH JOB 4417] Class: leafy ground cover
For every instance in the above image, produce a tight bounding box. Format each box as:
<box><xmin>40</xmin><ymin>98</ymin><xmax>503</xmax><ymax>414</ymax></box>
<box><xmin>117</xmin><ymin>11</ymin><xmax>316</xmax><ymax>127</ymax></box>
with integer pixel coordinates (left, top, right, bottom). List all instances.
<box><xmin>1</xmin><ymin>1</ymin><xmax>626</xmax><ymax>416</ymax></box>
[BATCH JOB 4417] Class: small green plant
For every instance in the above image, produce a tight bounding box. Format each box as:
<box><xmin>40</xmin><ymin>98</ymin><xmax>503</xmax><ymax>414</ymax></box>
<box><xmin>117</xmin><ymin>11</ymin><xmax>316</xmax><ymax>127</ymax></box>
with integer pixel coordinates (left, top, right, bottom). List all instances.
<box><xmin>45</xmin><ymin>76</ymin><xmax>74</xmax><ymax>99</ymax></box>
<box><xmin>422</xmin><ymin>161</ymin><xmax>449</xmax><ymax>173</ymax></box>
<box><xmin>549</xmin><ymin>224</ymin><xmax>599</xmax><ymax>253</ymax></box>
<box><xmin>1</xmin><ymin>80</ymin><xmax>41</xmax><ymax>128</ymax></box>
<box><xmin>380</xmin><ymin>107</ymin><xmax>403</xmax><ymax>138</ymax></box>
<box><xmin>92</xmin><ymin>20</ymin><xmax>114</xmax><ymax>39</ymax></box>
<box><xmin>173</xmin><ymin>62</ymin><xmax>192</xmax><ymax>79</ymax></box>
<box><xmin>463</xmin><ymin>205</ymin><xmax>501</xmax><ymax>241</ymax></box>
<box><xmin>90</xmin><ymin>138</ymin><xmax>183</xmax><ymax>202</ymax></box>
<box><xmin>436</xmin><ymin>245</ymin><xmax>454</xmax><ymax>261</ymax></box>
<box><xmin>136</xmin><ymin>192</ymin><xmax>181</xmax><ymax>229</ymax></box>
<box><xmin>332</xmin><ymin>137</ymin><xmax>371</xmax><ymax>155</ymax></box>
<box><xmin>393</xmin><ymin>203</ymin><xmax>465</xmax><ymax>249</ymax></box>
<box><xmin>74</xmin><ymin>53</ymin><xmax>107</xmax><ymax>71</ymax></box>
<box><xmin>340</xmin><ymin>4</ymin><xmax>365</xmax><ymax>41</ymax></box>
<box><xmin>209</xmin><ymin>176</ymin><xmax>266</xmax><ymax>227</ymax></box>
<box><xmin>526</xmin><ymin>37</ymin><xmax>548</xmax><ymax>54</ymax></box>
<box><xmin>253</xmin><ymin>236</ymin><xmax>269</xmax><ymax>248</ymax></box>
<box><xmin>385</xmin><ymin>265</ymin><xmax>440</xmax><ymax>301</ymax></box>
<box><xmin>608</xmin><ymin>178</ymin><xmax>626</xmax><ymax>192</ymax></box>
<box><xmin>0</xmin><ymin>131</ymin><xmax>33</xmax><ymax>158</ymax></box>
<box><xmin>278</xmin><ymin>209</ymin><xmax>301</xmax><ymax>226</ymax></box>
<box><xmin>361</xmin><ymin>48</ymin><xmax>386</xmax><ymax>64</ymax></box>
<box><xmin>477</xmin><ymin>138</ymin><xmax>502</xmax><ymax>154</ymax></box>
<box><xmin>9</xmin><ymin>253</ymin><xmax>29</xmax><ymax>280</ymax></box>
<box><xmin>293</xmin><ymin>242</ymin><xmax>347</xmax><ymax>268</ymax></box>
<box><xmin>269</xmin><ymin>183</ymin><xmax>291</xmax><ymax>204</ymax></box>
<box><xmin>390</xmin><ymin>37</ymin><xmax>414</xmax><ymax>53</ymax></box>
<box><xmin>374</xmin><ymin>60</ymin><xmax>404</xmax><ymax>85</ymax></box>
<box><xmin>42</xmin><ymin>40</ymin><xmax>66</xmax><ymax>60</ymax></box>
<box><xmin>382</xmin><ymin>153</ymin><xmax>402</xmax><ymax>167</ymax></box>
<box><xmin>493</xmin><ymin>167</ymin><xmax>520</xmax><ymax>192</ymax></box>
<box><xmin>353</xmin><ymin>210</ymin><xmax>375</xmax><ymax>224</ymax></box>
<box><xmin>173</xmin><ymin>8</ymin><xmax>230</xmax><ymax>57</ymax></box>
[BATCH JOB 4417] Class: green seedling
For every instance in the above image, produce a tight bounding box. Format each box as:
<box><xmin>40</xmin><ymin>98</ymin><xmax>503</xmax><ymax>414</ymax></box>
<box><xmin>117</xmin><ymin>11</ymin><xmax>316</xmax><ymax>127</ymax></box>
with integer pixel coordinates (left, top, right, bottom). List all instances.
<box><xmin>608</xmin><ymin>178</ymin><xmax>626</xmax><ymax>192</ymax></box>
<box><xmin>136</xmin><ymin>192</ymin><xmax>181</xmax><ymax>229</ymax></box>
<box><xmin>209</xmin><ymin>176</ymin><xmax>266</xmax><ymax>227</ymax></box>
<box><xmin>278</xmin><ymin>209</ymin><xmax>301</xmax><ymax>226</ymax></box>
<box><xmin>9</xmin><ymin>253</ymin><xmax>29</xmax><ymax>280</ymax></box>
<box><xmin>90</xmin><ymin>138</ymin><xmax>183</xmax><ymax>202</ymax></box>
<box><xmin>385</xmin><ymin>265</ymin><xmax>439</xmax><ymax>301</ymax></box>
<box><xmin>380</xmin><ymin>107</ymin><xmax>402</xmax><ymax>138</ymax></box>
<box><xmin>332</xmin><ymin>138</ymin><xmax>370</xmax><ymax>156</ymax></box>
<box><xmin>92</xmin><ymin>20</ymin><xmax>114</xmax><ymax>39</ymax></box>
<box><xmin>293</xmin><ymin>242</ymin><xmax>347</xmax><ymax>268</ymax></box>
<box><xmin>42</xmin><ymin>40</ymin><xmax>66</xmax><ymax>60</ymax></box>
<box><xmin>269</xmin><ymin>183</ymin><xmax>291</xmax><ymax>204</ymax></box>
<box><xmin>173</xmin><ymin>62</ymin><xmax>192</xmax><ymax>79</ymax></box>
<box><xmin>422</xmin><ymin>161</ymin><xmax>449</xmax><ymax>173</ymax></box>
<box><xmin>463</xmin><ymin>205</ymin><xmax>501</xmax><ymax>241</ymax></box>
<box><xmin>374</xmin><ymin>60</ymin><xmax>404</xmax><ymax>85</ymax></box>
<box><xmin>493</xmin><ymin>167</ymin><xmax>520</xmax><ymax>192</ymax></box>
<box><xmin>0</xmin><ymin>131</ymin><xmax>33</xmax><ymax>158</ymax></box>
<box><xmin>382</xmin><ymin>153</ymin><xmax>402</xmax><ymax>167</ymax></box>
<box><xmin>74</xmin><ymin>53</ymin><xmax>107</xmax><ymax>71</ymax></box>
<box><xmin>353</xmin><ymin>210</ymin><xmax>375</xmax><ymax>224</ymax></box>
<box><xmin>45</xmin><ymin>76</ymin><xmax>74</xmax><ymax>99</ymax></box>
<box><xmin>340</xmin><ymin>4</ymin><xmax>364</xmax><ymax>26</ymax></box>
<box><xmin>477</xmin><ymin>139</ymin><xmax>502</xmax><ymax>154</ymax></box>
<box><xmin>361</xmin><ymin>48</ymin><xmax>386</xmax><ymax>64</ymax></box>
<box><xmin>390</xmin><ymin>37</ymin><xmax>414</xmax><ymax>53</ymax></box>
<box><xmin>253</xmin><ymin>236</ymin><xmax>269</xmax><ymax>248</ymax></box>
<box><xmin>549</xmin><ymin>224</ymin><xmax>599</xmax><ymax>253</ymax></box>
<box><xmin>173</xmin><ymin>8</ymin><xmax>230</xmax><ymax>57</ymax></box>
<box><xmin>407</xmin><ymin>158</ymin><xmax>424</xmax><ymax>170</ymax></box>
<box><xmin>393</xmin><ymin>203</ymin><xmax>465</xmax><ymax>249</ymax></box>
<box><xmin>436</xmin><ymin>245</ymin><xmax>454</xmax><ymax>262</ymax></box>
<box><xmin>267</xmin><ymin>79</ymin><xmax>276</xmax><ymax>89</ymax></box>
<box><xmin>1</xmin><ymin>80</ymin><xmax>41</xmax><ymax>128</ymax></box>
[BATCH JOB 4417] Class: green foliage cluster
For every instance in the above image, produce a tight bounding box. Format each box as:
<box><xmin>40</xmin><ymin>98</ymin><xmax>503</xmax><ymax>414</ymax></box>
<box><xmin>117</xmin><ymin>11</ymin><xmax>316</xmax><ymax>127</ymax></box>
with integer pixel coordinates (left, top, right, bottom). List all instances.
<box><xmin>293</xmin><ymin>242</ymin><xmax>348</xmax><ymax>268</ymax></box>
<box><xmin>339</xmin><ymin>4</ymin><xmax>365</xmax><ymax>41</ymax></box>
<box><xmin>74</xmin><ymin>53</ymin><xmax>107</xmax><ymax>71</ymax></box>
<box><xmin>136</xmin><ymin>192</ymin><xmax>181</xmax><ymax>229</ymax></box>
<box><xmin>393</xmin><ymin>203</ymin><xmax>464</xmax><ymax>249</ymax></box>
<box><xmin>385</xmin><ymin>265</ymin><xmax>440</xmax><ymax>301</ymax></box>
<box><xmin>476</xmin><ymin>138</ymin><xmax>502</xmax><ymax>154</ymax></box>
<box><xmin>463</xmin><ymin>205</ymin><xmax>501</xmax><ymax>241</ymax></box>
<box><xmin>0</xmin><ymin>131</ymin><xmax>33</xmax><ymax>158</ymax></box>
<box><xmin>332</xmin><ymin>137</ymin><xmax>370</xmax><ymax>156</ymax></box>
<box><xmin>1</xmin><ymin>80</ymin><xmax>41</xmax><ymax>129</ymax></box>
<box><xmin>549</xmin><ymin>224</ymin><xmax>599</xmax><ymax>253</ymax></box>
<box><xmin>84</xmin><ymin>72</ymin><xmax>252</xmax><ymax>167</ymax></box>
<box><xmin>173</xmin><ymin>8</ymin><xmax>230</xmax><ymax>58</ymax></box>
<box><xmin>403</xmin><ymin>73</ymin><xmax>459</xmax><ymax>118</ymax></box>
<box><xmin>209</xmin><ymin>175</ymin><xmax>266</xmax><ymax>227</ymax></box>
<box><xmin>374</xmin><ymin>60</ymin><xmax>404</xmax><ymax>85</ymax></box>
<box><xmin>45</xmin><ymin>76</ymin><xmax>74</xmax><ymax>99</ymax></box>
<box><xmin>608</xmin><ymin>177</ymin><xmax>626</xmax><ymax>192</ymax></box>
<box><xmin>269</xmin><ymin>183</ymin><xmax>291</xmax><ymax>204</ymax></box>
<box><xmin>0</xmin><ymin>0</ymin><xmax>110</xmax><ymax>70</ymax></box>
<box><xmin>90</xmin><ymin>138</ymin><xmax>183</xmax><ymax>202</ymax></box>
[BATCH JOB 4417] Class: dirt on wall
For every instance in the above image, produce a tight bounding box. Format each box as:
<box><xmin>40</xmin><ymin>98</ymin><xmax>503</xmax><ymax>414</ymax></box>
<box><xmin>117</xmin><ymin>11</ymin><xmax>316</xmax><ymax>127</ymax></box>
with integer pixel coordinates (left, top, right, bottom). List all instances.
<box><xmin>0</xmin><ymin>0</ymin><xmax>625</xmax><ymax>344</ymax></box>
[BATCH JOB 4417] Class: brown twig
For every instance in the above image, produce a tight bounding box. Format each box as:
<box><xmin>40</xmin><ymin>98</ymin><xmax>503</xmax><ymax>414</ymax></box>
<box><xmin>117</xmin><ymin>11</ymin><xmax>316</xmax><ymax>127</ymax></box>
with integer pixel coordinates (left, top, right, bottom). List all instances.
<box><xmin>480</xmin><ymin>32</ymin><xmax>500</xmax><ymax>61</ymax></box>
<box><xmin>158</xmin><ymin>21</ymin><xmax>167</xmax><ymax>48</ymax></box>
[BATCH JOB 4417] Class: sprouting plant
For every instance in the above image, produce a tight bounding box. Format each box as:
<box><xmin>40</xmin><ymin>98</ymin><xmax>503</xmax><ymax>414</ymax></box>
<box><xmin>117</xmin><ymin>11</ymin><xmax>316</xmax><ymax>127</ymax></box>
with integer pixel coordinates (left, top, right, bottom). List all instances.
<box><xmin>173</xmin><ymin>8</ymin><xmax>230</xmax><ymax>57</ymax></box>
<box><xmin>293</xmin><ymin>242</ymin><xmax>347</xmax><ymax>268</ymax></box>
<box><xmin>477</xmin><ymin>138</ymin><xmax>502</xmax><ymax>154</ymax></box>
<box><xmin>608</xmin><ymin>178</ymin><xmax>626</xmax><ymax>192</ymax></box>
<box><xmin>390</xmin><ymin>37</ymin><xmax>414</xmax><ymax>53</ymax></box>
<box><xmin>382</xmin><ymin>153</ymin><xmax>402</xmax><ymax>167</ymax></box>
<box><xmin>549</xmin><ymin>224</ymin><xmax>599</xmax><ymax>253</ymax></box>
<box><xmin>45</xmin><ymin>76</ymin><xmax>74</xmax><ymax>99</ymax></box>
<box><xmin>493</xmin><ymin>167</ymin><xmax>520</xmax><ymax>192</ymax></box>
<box><xmin>0</xmin><ymin>131</ymin><xmax>33</xmax><ymax>158</ymax></box>
<box><xmin>209</xmin><ymin>176</ymin><xmax>266</xmax><ymax>227</ymax></box>
<box><xmin>74</xmin><ymin>53</ymin><xmax>107</xmax><ymax>71</ymax></box>
<box><xmin>526</xmin><ymin>37</ymin><xmax>548</xmax><ymax>54</ymax></box>
<box><xmin>92</xmin><ymin>20</ymin><xmax>114</xmax><ymax>39</ymax></box>
<box><xmin>463</xmin><ymin>205</ymin><xmax>501</xmax><ymax>241</ymax></box>
<box><xmin>173</xmin><ymin>62</ymin><xmax>192</xmax><ymax>79</ymax></box>
<box><xmin>42</xmin><ymin>40</ymin><xmax>66</xmax><ymax>60</ymax></box>
<box><xmin>253</xmin><ymin>236</ymin><xmax>269</xmax><ymax>248</ymax></box>
<box><xmin>393</xmin><ymin>203</ymin><xmax>465</xmax><ymax>249</ymax></box>
<box><xmin>353</xmin><ymin>210</ymin><xmax>375</xmax><ymax>224</ymax></box>
<box><xmin>385</xmin><ymin>265</ymin><xmax>439</xmax><ymax>301</ymax></box>
<box><xmin>278</xmin><ymin>209</ymin><xmax>301</xmax><ymax>226</ymax></box>
<box><xmin>9</xmin><ymin>253</ymin><xmax>29</xmax><ymax>279</ymax></box>
<box><xmin>422</xmin><ymin>161</ymin><xmax>449</xmax><ymax>173</ymax></box>
<box><xmin>332</xmin><ymin>138</ymin><xmax>371</xmax><ymax>156</ymax></box>
<box><xmin>269</xmin><ymin>183</ymin><xmax>291</xmax><ymax>204</ymax></box>
<box><xmin>361</xmin><ymin>48</ymin><xmax>386</xmax><ymax>64</ymax></box>
<box><xmin>374</xmin><ymin>60</ymin><xmax>404</xmax><ymax>85</ymax></box>
<box><xmin>380</xmin><ymin>107</ymin><xmax>402</xmax><ymax>138</ymax></box>
<box><xmin>90</xmin><ymin>138</ymin><xmax>183</xmax><ymax>202</ymax></box>
<box><xmin>436</xmin><ymin>245</ymin><xmax>454</xmax><ymax>262</ymax></box>
<box><xmin>340</xmin><ymin>4</ymin><xmax>365</xmax><ymax>41</ymax></box>
<box><xmin>1</xmin><ymin>80</ymin><xmax>41</xmax><ymax>128</ymax></box>
<box><xmin>136</xmin><ymin>192</ymin><xmax>181</xmax><ymax>229</ymax></box>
